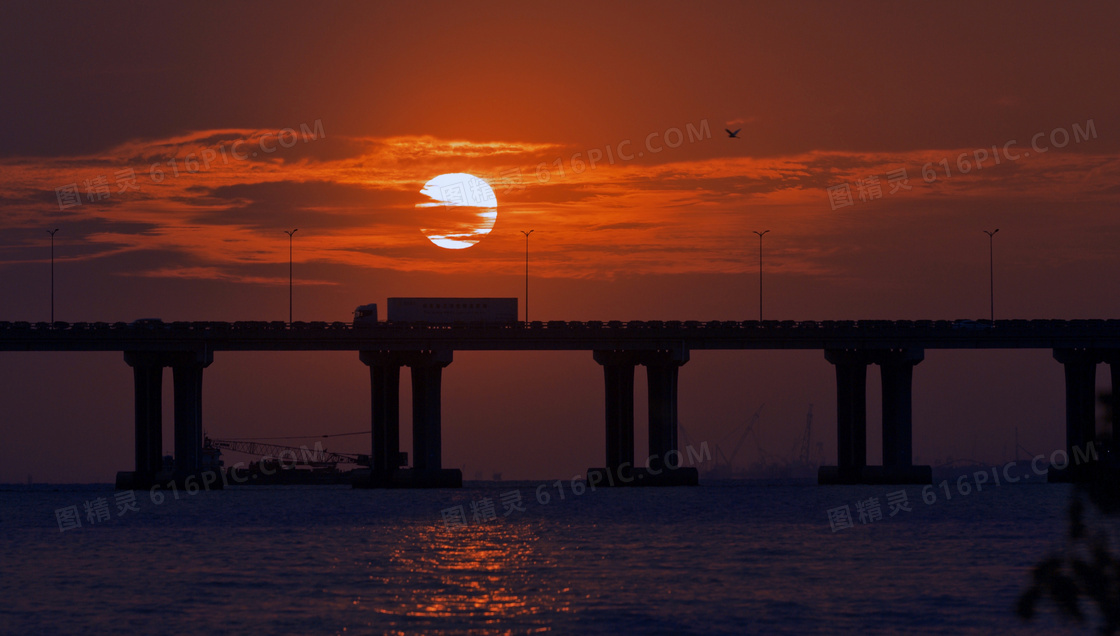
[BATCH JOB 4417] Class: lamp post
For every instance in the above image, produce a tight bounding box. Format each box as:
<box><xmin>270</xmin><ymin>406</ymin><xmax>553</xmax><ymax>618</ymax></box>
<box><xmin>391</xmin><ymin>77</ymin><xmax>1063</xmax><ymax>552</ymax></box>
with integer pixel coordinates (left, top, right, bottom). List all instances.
<box><xmin>521</xmin><ymin>230</ymin><xmax>533</xmax><ymax>324</ymax></box>
<box><xmin>284</xmin><ymin>229</ymin><xmax>298</xmax><ymax>324</ymax></box>
<box><xmin>983</xmin><ymin>229</ymin><xmax>998</xmax><ymax>323</ymax></box>
<box><xmin>753</xmin><ymin>230</ymin><xmax>769</xmax><ymax>322</ymax></box>
<box><xmin>47</xmin><ymin>228</ymin><xmax>59</xmax><ymax>324</ymax></box>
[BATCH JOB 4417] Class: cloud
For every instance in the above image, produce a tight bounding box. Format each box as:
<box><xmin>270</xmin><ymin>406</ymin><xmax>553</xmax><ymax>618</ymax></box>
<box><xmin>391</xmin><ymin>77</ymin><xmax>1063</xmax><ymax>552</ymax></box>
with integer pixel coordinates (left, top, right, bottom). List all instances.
<box><xmin>0</xmin><ymin>126</ymin><xmax>1118</xmax><ymax>283</ymax></box>
<box><xmin>179</xmin><ymin>180</ymin><xmax>420</xmax><ymax>231</ymax></box>
<box><xmin>122</xmin><ymin>265</ymin><xmax>338</xmax><ymax>286</ymax></box>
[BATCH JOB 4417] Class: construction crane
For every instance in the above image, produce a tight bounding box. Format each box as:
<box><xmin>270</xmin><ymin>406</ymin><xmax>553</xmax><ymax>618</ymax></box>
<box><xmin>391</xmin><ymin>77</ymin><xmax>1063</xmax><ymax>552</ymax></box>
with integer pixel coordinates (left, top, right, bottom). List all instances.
<box><xmin>716</xmin><ymin>403</ymin><xmax>766</xmax><ymax>473</ymax></box>
<box><xmin>796</xmin><ymin>403</ymin><xmax>814</xmax><ymax>466</ymax></box>
<box><xmin>204</xmin><ymin>437</ymin><xmax>370</xmax><ymax>468</ymax></box>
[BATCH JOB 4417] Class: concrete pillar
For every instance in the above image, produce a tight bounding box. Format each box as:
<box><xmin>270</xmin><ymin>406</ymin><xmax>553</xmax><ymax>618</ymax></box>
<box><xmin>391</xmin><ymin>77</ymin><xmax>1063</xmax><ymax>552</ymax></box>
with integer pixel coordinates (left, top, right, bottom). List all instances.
<box><xmin>124</xmin><ymin>352</ymin><xmax>164</xmax><ymax>479</ymax></box>
<box><xmin>1104</xmin><ymin>352</ymin><xmax>1120</xmax><ymax>450</ymax></box>
<box><xmin>359</xmin><ymin>351</ymin><xmax>403</xmax><ymax>473</ymax></box>
<box><xmin>407</xmin><ymin>351</ymin><xmax>452</xmax><ymax>471</ymax></box>
<box><xmin>168</xmin><ymin>351</ymin><xmax>212</xmax><ymax>477</ymax></box>
<box><xmin>825</xmin><ymin>349</ymin><xmax>869</xmax><ymax>469</ymax></box>
<box><xmin>594</xmin><ymin>350</ymin><xmax>636</xmax><ymax>471</ymax></box>
<box><xmin>1112</xmin><ymin>360</ymin><xmax>1120</xmax><ymax>450</ymax></box>
<box><xmin>877</xmin><ymin>349</ymin><xmax>924</xmax><ymax>469</ymax></box>
<box><xmin>641</xmin><ymin>350</ymin><xmax>689</xmax><ymax>470</ymax></box>
<box><xmin>1053</xmin><ymin>348</ymin><xmax>1099</xmax><ymax>459</ymax></box>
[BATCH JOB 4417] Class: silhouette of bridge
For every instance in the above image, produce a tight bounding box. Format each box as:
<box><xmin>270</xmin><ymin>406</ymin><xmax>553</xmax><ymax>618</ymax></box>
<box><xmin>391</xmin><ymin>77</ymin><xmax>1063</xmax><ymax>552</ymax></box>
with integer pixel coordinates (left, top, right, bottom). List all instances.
<box><xmin>3</xmin><ymin>318</ymin><xmax>1118</xmax><ymax>488</ymax></box>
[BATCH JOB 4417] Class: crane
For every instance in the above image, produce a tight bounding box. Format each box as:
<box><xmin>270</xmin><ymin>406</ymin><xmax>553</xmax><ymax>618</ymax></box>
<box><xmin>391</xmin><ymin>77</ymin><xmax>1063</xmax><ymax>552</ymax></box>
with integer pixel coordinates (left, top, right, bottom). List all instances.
<box><xmin>797</xmin><ymin>403</ymin><xmax>814</xmax><ymax>466</ymax></box>
<box><xmin>204</xmin><ymin>437</ymin><xmax>370</xmax><ymax>468</ymax></box>
<box><xmin>716</xmin><ymin>403</ymin><xmax>766</xmax><ymax>473</ymax></box>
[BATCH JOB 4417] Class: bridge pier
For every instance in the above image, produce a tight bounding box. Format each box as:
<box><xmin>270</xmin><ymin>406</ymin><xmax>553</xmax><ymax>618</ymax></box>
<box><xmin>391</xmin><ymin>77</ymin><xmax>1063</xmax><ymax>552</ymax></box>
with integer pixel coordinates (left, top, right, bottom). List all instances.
<box><xmin>819</xmin><ymin>348</ymin><xmax>931</xmax><ymax>484</ymax></box>
<box><xmin>642</xmin><ymin>350</ymin><xmax>689</xmax><ymax>471</ymax></box>
<box><xmin>588</xmin><ymin>349</ymin><xmax>698</xmax><ymax>486</ymax></box>
<box><xmin>123</xmin><ymin>352</ymin><xmax>164</xmax><ymax>487</ymax></box>
<box><xmin>594</xmin><ymin>350</ymin><xmax>636</xmax><ymax>472</ymax></box>
<box><xmin>825</xmin><ymin>349</ymin><xmax>869</xmax><ymax>477</ymax></box>
<box><xmin>1050</xmin><ymin>348</ymin><xmax>1106</xmax><ymax>482</ymax></box>
<box><xmin>116</xmin><ymin>350</ymin><xmax>215</xmax><ymax>490</ymax></box>
<box><xmin>354</xmin><ymin>350</ymin><xmax>461</xmax><ymax>488</ymax></box>
<box><xmin>1109</xmin><ymin>355</ymin><xmax>1120</xmax><ymax>450</ymax></box>
<box><xmin>409</xmin><ymin>351</ymin><xmax>452</xmax><ymax>473</ymax></box>
<box><xmin>169</xmin><ymin>352</ymin><xmax>211</xmax><ymax>479</ymax></box>
<box><xmin>879</xmin><ymin>349</ymin><xmax>924</xmax><ymax>472</ymax></box>
<box><xmin>358</xmin><ymin>351</ymin><xmax>403</xmax><ymax>477</ymax></box>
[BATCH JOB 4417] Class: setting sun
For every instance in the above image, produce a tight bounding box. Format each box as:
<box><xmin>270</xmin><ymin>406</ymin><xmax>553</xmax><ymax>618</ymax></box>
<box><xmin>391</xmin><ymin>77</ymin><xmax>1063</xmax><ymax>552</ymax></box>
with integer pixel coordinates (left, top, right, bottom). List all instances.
<box><xmin>416</xmin><ymin>173</ymin><xmax>498</xmax><ymax>249</ymax></box>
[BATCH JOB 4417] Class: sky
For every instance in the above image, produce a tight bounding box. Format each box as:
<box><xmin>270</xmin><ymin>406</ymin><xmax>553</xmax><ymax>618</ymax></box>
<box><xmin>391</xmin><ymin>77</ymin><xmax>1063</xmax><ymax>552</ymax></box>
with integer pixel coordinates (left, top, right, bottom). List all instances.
<box><xmin>1</xmin><ymin>2</ymin><xmax>1119</xmax><ymax>482</ymax></box>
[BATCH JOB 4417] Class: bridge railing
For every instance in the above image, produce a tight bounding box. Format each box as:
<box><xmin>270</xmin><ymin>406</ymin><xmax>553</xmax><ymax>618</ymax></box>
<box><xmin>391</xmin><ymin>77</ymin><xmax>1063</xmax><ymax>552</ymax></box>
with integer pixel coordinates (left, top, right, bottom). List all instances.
<box><xmin>1</xmin><ymin>318</ymin><xmax>1118</xmax><ymax>335</ymax></box>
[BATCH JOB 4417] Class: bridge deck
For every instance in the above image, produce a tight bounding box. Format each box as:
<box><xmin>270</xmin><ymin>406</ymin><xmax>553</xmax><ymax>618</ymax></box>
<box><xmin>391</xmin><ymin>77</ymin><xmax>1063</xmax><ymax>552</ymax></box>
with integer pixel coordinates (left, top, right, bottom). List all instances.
<box><xmin>1</xmin><ymin>319</ymin><xmax>1118</xmax><ymax>352</ymax></box>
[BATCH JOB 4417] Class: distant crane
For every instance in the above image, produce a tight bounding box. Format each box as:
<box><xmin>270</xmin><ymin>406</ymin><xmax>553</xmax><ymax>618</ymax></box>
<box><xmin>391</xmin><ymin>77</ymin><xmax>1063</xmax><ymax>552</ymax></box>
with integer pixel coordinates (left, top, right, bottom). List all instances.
<box><xmin>795</xmin><ymin>403</ymin><xmax>814</xmax><ymax>466</ymax></box>
<box><xmin>678</xmin><ymin>419</ymin><xmax>694</xmax><ymax>450</ymax></box>
<box><xmin>205</xmin><ymin>437</ymin><xmax>371</xmax><ymax>468</ymax></box>
<box><xmin>1013</xmin><ymin>427</ymin><xmax>1036</xmax><ymax>461</ymax></box>
<box><xmin>715</xmin><ymin>403</ymin><xmax>766</xmax><ymax>473</ymax></box>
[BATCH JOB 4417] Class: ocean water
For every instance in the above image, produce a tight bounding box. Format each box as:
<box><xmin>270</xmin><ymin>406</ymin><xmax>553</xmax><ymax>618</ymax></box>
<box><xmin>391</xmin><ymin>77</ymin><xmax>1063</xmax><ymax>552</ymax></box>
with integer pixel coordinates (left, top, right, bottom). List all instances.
<box><xmin>0</xmin><ymin>479</ymin><xmax>1089</xmax><ymax>634</ymax></box>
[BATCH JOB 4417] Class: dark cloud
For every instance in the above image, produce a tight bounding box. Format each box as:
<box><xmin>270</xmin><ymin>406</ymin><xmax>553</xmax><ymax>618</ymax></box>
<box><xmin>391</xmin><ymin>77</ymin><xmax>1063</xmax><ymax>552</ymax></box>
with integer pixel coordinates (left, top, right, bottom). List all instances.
<box><xmin>588</xmin><ymin>221</ymin><xmax>661</xmax><ymax>231</ymax></box>
<box><xmin>0</xmin><ymin>220</ymin><xmax>152</xmax><ymax>265</ymax></box>
<box><xmin>180</xmin><ymin>180</ymin><xmax>420</xmax><ymax>230</ymax></box>
<box><xmin>132</xmin><ymin>132</ymin><xmax>373</xmax><ymax>168</ymax></box>
<box><xmin>510</xmin><ymin>182</ymin><xmax>602</xmax><ymax>203</ymax></box>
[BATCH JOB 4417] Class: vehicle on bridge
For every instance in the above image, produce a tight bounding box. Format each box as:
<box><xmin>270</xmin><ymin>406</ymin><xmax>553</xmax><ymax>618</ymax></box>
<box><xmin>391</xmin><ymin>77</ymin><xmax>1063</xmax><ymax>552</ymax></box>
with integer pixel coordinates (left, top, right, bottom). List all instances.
<box><xmin>353</xmin><ymin>304</ymin><xmax>378</xmax><ymax>327</ymax></box>
<box><xmin>372</xmin><ymin>297</ymin><xmax>518</xmax><ymax>323</ymax></box>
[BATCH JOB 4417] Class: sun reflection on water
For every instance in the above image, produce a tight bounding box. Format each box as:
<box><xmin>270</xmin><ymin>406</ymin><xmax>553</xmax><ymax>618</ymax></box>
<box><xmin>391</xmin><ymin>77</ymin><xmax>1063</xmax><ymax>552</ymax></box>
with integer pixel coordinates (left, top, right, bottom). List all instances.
<box><xmin>358</xmin><ymin>520</ymin><xmax>568</xmax><ymax>633</ymax></box>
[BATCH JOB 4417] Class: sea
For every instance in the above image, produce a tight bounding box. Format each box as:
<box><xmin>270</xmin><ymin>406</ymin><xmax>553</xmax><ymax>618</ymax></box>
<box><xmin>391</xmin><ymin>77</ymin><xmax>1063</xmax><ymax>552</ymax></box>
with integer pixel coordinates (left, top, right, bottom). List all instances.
<box><xmin>0</xmin><ymin>478</ymin><xmax>1092</xmax><ymax>635</ymax></box>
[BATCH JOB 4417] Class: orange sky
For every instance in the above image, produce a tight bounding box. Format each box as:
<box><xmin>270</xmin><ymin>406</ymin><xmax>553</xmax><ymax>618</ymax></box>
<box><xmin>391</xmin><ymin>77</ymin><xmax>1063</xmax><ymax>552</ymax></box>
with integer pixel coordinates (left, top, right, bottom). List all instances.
<box><xmin>1</xmin><ymin>2</ymin><xmax>1119</xmax><ymax>482</ymax></box>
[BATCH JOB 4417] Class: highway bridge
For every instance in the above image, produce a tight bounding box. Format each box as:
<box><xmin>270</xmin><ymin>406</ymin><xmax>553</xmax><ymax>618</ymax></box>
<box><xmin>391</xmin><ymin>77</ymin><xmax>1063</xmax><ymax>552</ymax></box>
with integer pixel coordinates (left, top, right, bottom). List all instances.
<box><xmin>2</xmin><ymin>318</ymin><xmax>1118</xmax><ymax>488</ymax></box>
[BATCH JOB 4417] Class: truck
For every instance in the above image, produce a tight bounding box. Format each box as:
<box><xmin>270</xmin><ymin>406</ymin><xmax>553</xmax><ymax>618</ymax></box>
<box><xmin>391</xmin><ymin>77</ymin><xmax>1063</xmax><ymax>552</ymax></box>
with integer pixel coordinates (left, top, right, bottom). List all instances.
<box><xmin>353</xmin><ymin>304</ymin><xmax>378</xmax><ymax>327</ymax></box>
<box><xmin>385</xmin><ymin>297</ymin><xmax>518</xmax><ymax>323</ymax></box>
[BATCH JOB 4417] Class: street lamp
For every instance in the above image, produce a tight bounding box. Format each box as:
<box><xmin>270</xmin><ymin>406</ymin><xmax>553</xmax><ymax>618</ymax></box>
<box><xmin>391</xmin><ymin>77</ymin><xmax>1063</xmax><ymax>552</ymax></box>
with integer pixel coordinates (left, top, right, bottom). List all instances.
<box><xmin>983</xmin><ymin>229</ymin><xmax>999</xmax><ymax>323</ymax></box>
<box><xmin>521</xmin><ymin>230</ymin><xmax>533</xmax><ymax>324</ymax></box>
<box><xmin>47</xmin><ymin>228</ymin><xmax>59</xmax><ymax>324</ymax></box>
<box><xmin>284</xmin><ymin>229</ymin><xmax>298</xmax><ymax>324</ymax></box>
<box><xmin>753</xmin><ymin>230</ymin><xmax>770</xmax><ymax>322</ymax></box>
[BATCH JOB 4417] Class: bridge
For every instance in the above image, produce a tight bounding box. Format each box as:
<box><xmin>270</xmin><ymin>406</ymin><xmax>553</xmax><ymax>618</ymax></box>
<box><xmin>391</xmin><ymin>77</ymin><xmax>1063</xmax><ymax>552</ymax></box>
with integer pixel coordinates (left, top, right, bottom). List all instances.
<box><xmin>3</xmin><ymin>318</ymin><xmax>1119</xmax><ymax>488</ymax></box>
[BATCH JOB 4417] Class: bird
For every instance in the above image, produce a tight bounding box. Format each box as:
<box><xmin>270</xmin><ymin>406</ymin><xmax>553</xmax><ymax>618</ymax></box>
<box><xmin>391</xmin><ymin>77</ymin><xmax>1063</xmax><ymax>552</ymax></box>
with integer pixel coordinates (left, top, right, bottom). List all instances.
<box><xmin>725</xmin><ymin>128</ymin><xmax>741</xmax><ymax>138</ymax></box>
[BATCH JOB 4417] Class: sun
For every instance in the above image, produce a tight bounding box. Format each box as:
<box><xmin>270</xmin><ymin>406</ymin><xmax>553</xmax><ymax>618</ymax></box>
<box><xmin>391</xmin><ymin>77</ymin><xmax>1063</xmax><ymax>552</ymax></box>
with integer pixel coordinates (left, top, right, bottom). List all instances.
<box><xmin>415</xmin><ymin>173</ymin><xmax>498</xmax><ymax>249</ymax></box>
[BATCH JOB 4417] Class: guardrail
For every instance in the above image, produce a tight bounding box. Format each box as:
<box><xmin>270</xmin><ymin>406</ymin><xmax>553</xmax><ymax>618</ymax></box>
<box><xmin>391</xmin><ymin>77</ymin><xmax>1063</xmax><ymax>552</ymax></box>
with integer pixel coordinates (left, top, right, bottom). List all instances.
<box><xmin>1</xmin><ymin>318</ymin><xmax>1116</xmax><ymax>333</ymax></box>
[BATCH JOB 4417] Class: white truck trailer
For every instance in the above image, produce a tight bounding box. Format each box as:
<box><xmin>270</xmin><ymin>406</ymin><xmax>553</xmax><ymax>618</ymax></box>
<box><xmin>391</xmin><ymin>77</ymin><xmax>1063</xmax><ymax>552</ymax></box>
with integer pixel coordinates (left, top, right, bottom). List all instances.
<box><xmin>386</xmin><ymin>298</ymin><xmax>518</xmax><ymax>323</ymax></box>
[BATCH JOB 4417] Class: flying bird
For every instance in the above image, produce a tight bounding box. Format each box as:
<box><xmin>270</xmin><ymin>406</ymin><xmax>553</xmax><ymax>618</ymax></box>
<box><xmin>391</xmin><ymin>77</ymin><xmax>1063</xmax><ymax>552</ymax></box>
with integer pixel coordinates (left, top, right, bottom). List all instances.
<box><xmin>725</xmin><ymin>128</ymin><xmax>741</xmax><ymax>138</ymax></box>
